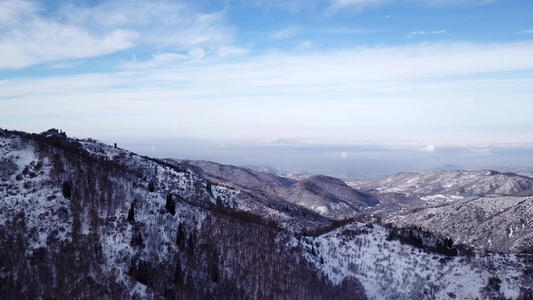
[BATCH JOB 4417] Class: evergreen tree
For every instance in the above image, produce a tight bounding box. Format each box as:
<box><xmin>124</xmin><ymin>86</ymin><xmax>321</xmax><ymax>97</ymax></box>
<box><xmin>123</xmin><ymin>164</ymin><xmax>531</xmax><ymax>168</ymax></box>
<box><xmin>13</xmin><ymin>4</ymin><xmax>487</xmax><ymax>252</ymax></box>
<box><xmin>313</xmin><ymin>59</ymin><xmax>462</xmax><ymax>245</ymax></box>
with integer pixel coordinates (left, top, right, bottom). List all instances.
<box><xmin>176</xmin><ymin>222</ymin><xmax>186</xmax><ymax>249</ymax></box>
<box><xmin>127</xmin><ymin>203</ymin><xmax>135</xmax><ymax>224</ymax></box>
<box><xmin>62</xmin><ymin>181</ymin><xmax>72</xmax><ymax>199</ymax></box>
<box><xmin>166</xmin><ymin>194</ymin><xmax>175</xmax><ymax>216</ymax></box>
<box><xmin>206</xmin><ymin>181</ymin><xmax>214</xmax><ymax>197</ymax></box>
<box><xmin>187</xmin><ymin>231</ymin><xmax>196</xmax><ymax>255</ymax></box>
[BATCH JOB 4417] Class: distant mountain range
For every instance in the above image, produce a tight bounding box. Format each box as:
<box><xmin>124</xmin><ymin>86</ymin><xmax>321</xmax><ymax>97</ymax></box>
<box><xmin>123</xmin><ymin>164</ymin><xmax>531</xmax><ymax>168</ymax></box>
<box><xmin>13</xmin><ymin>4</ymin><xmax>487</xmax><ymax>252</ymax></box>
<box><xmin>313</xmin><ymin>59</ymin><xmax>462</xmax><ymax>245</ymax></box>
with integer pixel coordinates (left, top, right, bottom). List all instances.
<box><xmin>1</xmin><ymin>128</ymin><xmax>532</xmax><ymax>299</ymax></box>
<box><xmin>348</xmin><ymin>170</ymin><xmax>533</xmax><ymax>254</ymax></box>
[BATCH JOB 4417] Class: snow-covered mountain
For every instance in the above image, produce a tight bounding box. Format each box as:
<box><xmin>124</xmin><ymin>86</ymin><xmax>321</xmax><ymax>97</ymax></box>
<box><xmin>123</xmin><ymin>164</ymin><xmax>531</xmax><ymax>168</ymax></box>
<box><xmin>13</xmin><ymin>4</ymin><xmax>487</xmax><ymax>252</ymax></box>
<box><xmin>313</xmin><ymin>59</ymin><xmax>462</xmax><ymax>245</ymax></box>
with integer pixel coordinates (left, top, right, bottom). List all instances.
<box><xmin>1</xmin><ymin>129</ymin><xmax>532</xmax><ymax>299</ymax></box>
<box><xmin>176</xmin><ymin>160</ymin><xmax>378</xmax><ymax>219</ymax></box>
<box><xmin>349</xmin><ymin>170</ymin><xmax>533</xmax><ymax>197</ymax></box>
<box><xmin>348</xmin><ymin>170</ymin><xmax>533</xmax><ymax>253</ymax></box>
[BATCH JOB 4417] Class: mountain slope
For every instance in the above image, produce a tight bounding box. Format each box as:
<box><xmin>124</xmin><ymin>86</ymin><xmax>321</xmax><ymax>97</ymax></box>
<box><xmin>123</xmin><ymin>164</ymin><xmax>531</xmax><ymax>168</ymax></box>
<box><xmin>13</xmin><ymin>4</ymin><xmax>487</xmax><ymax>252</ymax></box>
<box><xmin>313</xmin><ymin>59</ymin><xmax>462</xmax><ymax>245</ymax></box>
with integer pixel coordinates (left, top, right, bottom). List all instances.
<box><xmin>350</xmin><ymin>170</ymin><xmax>533</xmax><ymax>197</ymax></box>
<box><xmin>349</xmin><ymin>170</ymin><xmax>533</xmax><ymax>253</ymax></box>
<box><xmin>0</xmin><ymin>129</ymin><xmax>366</xmax><ymax>299</ymax></box>
<box><xmin>178</xmin><ymin>160</ymin><xmax>379</xmax><ymax>219</ymax></box>
<box><xmin>177</xmin><ymin>159</ymin><xmax>296</xmax><ymax>188</ymax></box>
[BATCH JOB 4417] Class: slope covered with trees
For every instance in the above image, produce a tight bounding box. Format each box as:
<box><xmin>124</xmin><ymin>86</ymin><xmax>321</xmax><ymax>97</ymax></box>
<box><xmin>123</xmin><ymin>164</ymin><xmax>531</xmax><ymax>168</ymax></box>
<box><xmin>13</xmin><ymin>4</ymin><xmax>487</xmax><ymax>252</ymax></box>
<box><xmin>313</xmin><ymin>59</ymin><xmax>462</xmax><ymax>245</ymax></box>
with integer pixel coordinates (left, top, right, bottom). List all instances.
<box><xmin>0</xmin><ymin>129</ymin><xmax>365</xmax><ymax>299</ymax></box>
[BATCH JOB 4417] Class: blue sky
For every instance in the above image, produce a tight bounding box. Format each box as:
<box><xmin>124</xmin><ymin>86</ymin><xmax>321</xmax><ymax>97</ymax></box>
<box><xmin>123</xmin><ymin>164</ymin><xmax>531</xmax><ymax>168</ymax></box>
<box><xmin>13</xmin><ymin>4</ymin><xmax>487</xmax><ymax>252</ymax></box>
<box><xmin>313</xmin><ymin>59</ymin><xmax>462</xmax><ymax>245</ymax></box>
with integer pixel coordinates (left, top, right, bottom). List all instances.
<box><xmin>1</xmin><ymin>0</ymin><xmax>533</xmax><ymax>175</ymax></box>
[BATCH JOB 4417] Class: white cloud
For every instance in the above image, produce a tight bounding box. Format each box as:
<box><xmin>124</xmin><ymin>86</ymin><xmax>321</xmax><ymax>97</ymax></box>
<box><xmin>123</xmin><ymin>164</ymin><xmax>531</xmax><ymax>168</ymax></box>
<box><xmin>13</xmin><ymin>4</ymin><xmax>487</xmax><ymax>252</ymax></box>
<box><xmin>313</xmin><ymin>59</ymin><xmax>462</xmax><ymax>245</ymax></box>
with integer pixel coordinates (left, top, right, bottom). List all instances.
<box><xmin>408</xmin><ymin>30</ymin><xmax>447</xmax><ymax>37</ymax></box>
<box><xmin>415</xmin><ymin>0</ymin><xmax>498</xmax><ymax>7</ymax></box>
<box><xmin>2</xmin><ymin>40</ymin><xmax>533</xmax><ymax>143</ymax></box>
<box><xmin>408</xmin><ymin>30</ymin><xmax>426</xmax><ymax>37</ymax></box>
<box><xmin>329</xmin><ymin>0</ymin><xmax>393</xmax><ymax>12</ymax></box>
<box><xmin>333</xmin><ymin>0</ymin><xmax>391</xmax><ymax>7</ymax></box>
<box><xmin>187</xmin><ymin>48</ymin><xmax>207</xmax><ymax>61</ymax></box>
<box><xmin>272</xmin><ymin>26</ymin><xmax>303</xmax><ymax>40</ymax></box>
<box><xmin>61</xmin><ymin>0</ymin><xmax>234</xmax><ymax>48</ymax></box>
<box><xmin>516</xmin><ymin>29</ymin><xmax>533</xmax><ymax>34</ymax></box>
<box><xmin>326</xmin><ymin>28</ymin><xmax>385</xmax><ymax>34</ymax></box>
<box><xmin>0</xmin><ymin>0</ymin><xmax>37</xmax><ymax>26</ymax></box>
<box><xmin>124</xmin><ymin>52</ymin><xmax>188</xmax><ymax>69</ymax></box>
<box><xmin>0</xmin><ymin>0</ymin><xmax>139</xmax><ymax>70</ymax></box>
<box><xmin>296</xmin><ymin>41</ymin><xmax>313</xmax><ymax>51</ymax></box>
<box><xmin>242</xmin><ymin>0</ymin><xmax>322</xmax><ymax>12</ymax></box>
<box><xmin>422</xmin><ymin>145</ymin><xmax>435</xmax><ymax>152</ymax></box>
<box><xmin>217</xmin><ymin>46</ymin><xmax>251</xmax><ymax>58</ymax></box>
<box><xmin>0</xmin><ymin>0</ymin><xmax>234</xmax><ymax>70</ymax></box>
<box><xmin>0</xmin><ymin>21</ymin><xmax>137</xmax><ymax>69</ymax></box>
<box><xmin>330</xmin><ymin>0</ymin><xmax>499</xmax><ymax>11</ymax></box>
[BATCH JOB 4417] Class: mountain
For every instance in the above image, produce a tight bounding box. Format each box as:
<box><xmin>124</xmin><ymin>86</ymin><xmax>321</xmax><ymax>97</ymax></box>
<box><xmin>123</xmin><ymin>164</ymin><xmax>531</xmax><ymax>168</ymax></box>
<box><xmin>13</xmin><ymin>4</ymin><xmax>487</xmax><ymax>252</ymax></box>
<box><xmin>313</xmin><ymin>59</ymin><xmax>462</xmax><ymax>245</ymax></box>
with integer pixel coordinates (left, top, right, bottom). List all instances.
<box><xmin>175</xmin><ymin>160</ymin><xmax>378</xmax><ymax>219</ymax></box>
<box><xmin>349</xmin><ymin>170</ymin><xmax>533</xmax><ymax>197</ymax></box>
<box><xmin>0</xmin><ymin>129</ymin><xmax>365</xmax><ymax>299</ymax></box>
<box><xmin>176</xmin><ymin>159</ymin><xmax>296</xmax><ymax>188</ymax></box>
<box><xmin>1</xmin><ymin>129</ymin><xmax>532</xmax><ymax>299</ymax></box>
<box><xmin>349</xmin><ymin>170</ymin><xmax>533</xmax><ymax>253</ymax></box>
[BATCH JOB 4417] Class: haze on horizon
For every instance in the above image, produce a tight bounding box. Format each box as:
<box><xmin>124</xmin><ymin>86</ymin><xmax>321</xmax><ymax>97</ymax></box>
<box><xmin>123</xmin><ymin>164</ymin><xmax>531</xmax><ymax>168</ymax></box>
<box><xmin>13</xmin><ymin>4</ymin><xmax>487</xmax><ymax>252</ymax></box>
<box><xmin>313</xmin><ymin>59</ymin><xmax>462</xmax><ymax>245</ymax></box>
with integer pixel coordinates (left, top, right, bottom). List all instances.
<box><xmin>1</xmin><ymin>0</ymin><xmax>532</xmax><ymax>177</ymax></box>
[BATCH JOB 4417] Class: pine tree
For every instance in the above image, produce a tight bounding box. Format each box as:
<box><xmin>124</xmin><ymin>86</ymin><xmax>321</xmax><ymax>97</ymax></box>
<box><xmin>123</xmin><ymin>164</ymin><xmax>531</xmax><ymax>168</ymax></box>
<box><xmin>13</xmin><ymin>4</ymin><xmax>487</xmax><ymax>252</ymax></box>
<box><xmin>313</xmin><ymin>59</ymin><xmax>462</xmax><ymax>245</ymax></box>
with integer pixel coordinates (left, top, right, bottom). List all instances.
<box><xmin>166</xmin><ymin>194</ymin><xmax>175</xmax><ymax>215</ymax></box>
<box><xmin>127</xmin><ymin>203</ymin><xmax>135</xmax><ymax>224</ymax></box>
<box><xmin>187</xmin><ymin>232</ymin><xmax>196</xmax><ymax>255</ymax></box>
<box><xmin>62</xmin><ymin>181</ymin><xmax>72</xmax><ymax>199</ymax></box>
<box><xmin>176</xmin><ymin>222</ymin><xmax>186</xmax><ymax>249</ymax></box>
<box><xmin>206</xmin><ymin>181</ymin><xmax>214</xmax><ymax>197</ymax></box>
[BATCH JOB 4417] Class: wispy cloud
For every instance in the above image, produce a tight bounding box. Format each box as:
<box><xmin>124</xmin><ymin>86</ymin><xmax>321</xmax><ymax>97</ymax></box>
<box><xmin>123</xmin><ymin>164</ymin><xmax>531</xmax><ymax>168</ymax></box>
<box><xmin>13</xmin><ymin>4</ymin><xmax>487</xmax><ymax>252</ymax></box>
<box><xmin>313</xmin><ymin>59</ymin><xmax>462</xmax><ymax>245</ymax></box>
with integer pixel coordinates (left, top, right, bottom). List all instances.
<box><xmin>330</xmin><ymin>0</ymin><xmax>393</xmax><ymax>12</ymax></box>
<box><xmin>325</xmin><ymin>27</ymin><xmax>387</xmax><ymax>34</ymax></box>
<box><xmin>516</xmin><ymin>29</ymin><xmax>533</xmax><ymax>34</ymax></box>
<box><xmin>239</xmin><ymin>0</ymin><xmax>498</xmax><ymax>12</ymax></box>
<box><xmin>240</xmin><ymin>0</ymin><xmax>322</xmax><ymax>12</ymax></box>
<box><xmin>295</xmin><ymin>40</ymin><xmax>313</xmax><ymax>51</ymax></box>
<box><xmin>124</xmin><ymin>52</ymin><xmax>188</xmax><ymax>69</ymax></box>
<box><xmin>59</xmin><ymin>0</ymin><xmax>234</xmax><ymax>48</ymax></box>
<box><xmin>408</xmin><ymin>30</ymin><xmax>447</xmax><ymax>37</ymax></box>
<box><xmin>408</xmin><ymin>30</ymin><xmax>426</xmax><ymax>37</ymax></box>
<box><xmin>2</xmin><ymin>40</ymin><xmax>533</xmax><ymax>143</ymax></box>
<box><xmin>0</xmin><ymin>17</ymin><xmax>137</xmax><ymax>69</ymax></box>
<box><xmin>271</xmin><ymin>26</ymin><xmax>303</xmax><ymax>40</ymax></box>
<box><xmin>0</xmin><ymin>0</ymin><xmax>37</xmax><ymax>26</ymax></box>
<box><xmin>0</xmin><ymin>0</ymin><xmax>234</xmax><ymax>70</ymax></box>
<box><xmin>329</xmin><ymin>0</ymin><xmax>498</xmax><ymax>11</ymax></box>
<box><xmin>217</xmin><ymin>46</ymin><xmax>251</xmax><ymax>58</ymax></box>
<box><xmin>416</xmin><ymin>0</ymin><xmax>498</xmax><ymax>8</ymax></box>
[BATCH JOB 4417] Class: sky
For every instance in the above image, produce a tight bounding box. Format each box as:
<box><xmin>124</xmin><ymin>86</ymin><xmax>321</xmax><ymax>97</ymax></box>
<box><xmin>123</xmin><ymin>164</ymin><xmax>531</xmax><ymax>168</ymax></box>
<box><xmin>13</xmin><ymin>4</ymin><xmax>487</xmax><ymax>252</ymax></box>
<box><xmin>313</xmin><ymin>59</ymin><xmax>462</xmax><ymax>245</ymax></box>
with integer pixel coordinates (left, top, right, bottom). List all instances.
<box><xmin>1</xmin><ymin>0</ymin><xmax>533</xmax><ymax>177</ymax></box>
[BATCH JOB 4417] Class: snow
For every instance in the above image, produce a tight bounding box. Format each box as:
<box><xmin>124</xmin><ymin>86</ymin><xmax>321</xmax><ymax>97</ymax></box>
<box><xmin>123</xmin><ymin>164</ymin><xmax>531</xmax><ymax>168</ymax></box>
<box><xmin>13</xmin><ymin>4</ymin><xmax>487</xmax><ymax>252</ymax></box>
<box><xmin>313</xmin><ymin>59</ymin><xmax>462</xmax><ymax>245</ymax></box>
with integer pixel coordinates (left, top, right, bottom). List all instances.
<box><xmin>420</xmin><ymin>194</ymin><xmax>463</xmax><ymax>204</ymax></box>
<box><xmin>315</xmin><ymin>206</ymin><xmax>328</xmax><ymax>214</ymax></box>
<box><xmin>0</xmin><ymin>137</ymin><xmax>74</xmax><ymax>249</ymax></box>
<box><xmin>296</xmin><ymin>223</ymin><xmax>529</xmax><ymax>300</ymax></box>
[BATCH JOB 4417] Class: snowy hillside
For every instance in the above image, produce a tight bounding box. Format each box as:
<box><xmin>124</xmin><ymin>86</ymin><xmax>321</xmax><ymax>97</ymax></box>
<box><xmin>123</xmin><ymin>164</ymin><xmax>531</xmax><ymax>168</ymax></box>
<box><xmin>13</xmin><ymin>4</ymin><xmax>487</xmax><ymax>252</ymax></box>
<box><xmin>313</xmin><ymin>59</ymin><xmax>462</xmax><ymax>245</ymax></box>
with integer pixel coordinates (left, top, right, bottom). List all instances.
<box><xmin>0</xmin><ymin>129</ymin><xmax>365</xmax><ymax>299</ymax></box>
<box><xmin>348</xmin><ymin>170</ymin><xmax>533</xmax><ymax>253</ymax></box>
<box><xmin>178</xmin><ymin>160</ymin><xmax>378</xmax><ymax>219</ymax></box>
<box><xmin>349</xmin><ymin>170</ymin><xmax>533</xmax><ymax>197</ymax></box>
<box><xmin>382</xmin><ymin>195</ymin><xmax>533</xmax><ymax>253</ymax></box>
<box><xmin>299</xmin><ymin>222</ymin><xmax>533</xmax><ymax>300</ymax></box>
